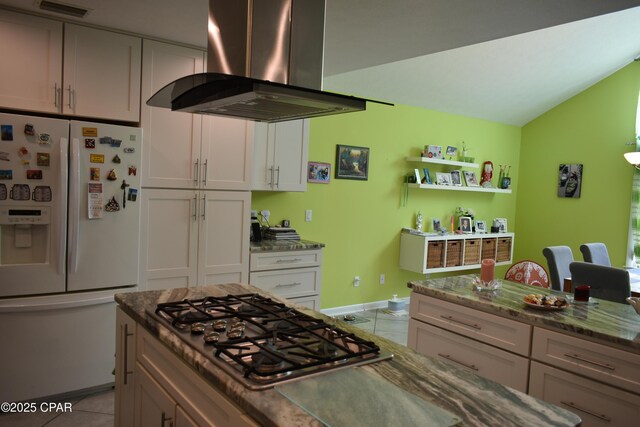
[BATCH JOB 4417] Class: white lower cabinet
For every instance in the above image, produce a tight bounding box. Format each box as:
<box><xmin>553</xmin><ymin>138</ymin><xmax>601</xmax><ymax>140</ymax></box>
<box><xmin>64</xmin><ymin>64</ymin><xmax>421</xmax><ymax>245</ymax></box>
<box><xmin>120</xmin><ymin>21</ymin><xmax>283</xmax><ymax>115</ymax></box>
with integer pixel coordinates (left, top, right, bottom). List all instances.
<box><xmin>116</xmin><ymin>309</ymin><xmax>258</xmax><ymax>427</ymax></box>
<box><xmin>139</xmin><ymin>189</ymin><xmax>250</xmax><ymax>290</ymax></box>
<box><xmin>115</xmin><ymin>307</ymin><xmax>137</xmax><ymax>427</ymax></box>
<box><xmin>249</xmin><ymin>249</ymin><xmax>322</xmax><ymax>308</ymax></box>
<box><xmin>408</xmin><ymin>319</ymin><xmax>529</xmax><ymax>392</ymax></box>
<box><xmin>529</xmin><ymin>361</ymin><xmax>640</xmax><ymax>427</ymax></box>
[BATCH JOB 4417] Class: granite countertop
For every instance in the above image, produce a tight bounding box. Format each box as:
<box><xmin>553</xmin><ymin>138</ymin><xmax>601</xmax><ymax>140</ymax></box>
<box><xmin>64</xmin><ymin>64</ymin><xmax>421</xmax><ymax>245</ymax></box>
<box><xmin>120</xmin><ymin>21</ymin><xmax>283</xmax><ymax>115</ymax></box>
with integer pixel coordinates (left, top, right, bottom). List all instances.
<box><xmin>408</xmin><ymin>274</ymin><xmax>640</xmax><ymax>352</ymax></box>
<box><xmin>116</xmin><ymin>284</ymin><xmax>580</xmax><ymax>427</ymax></box>
<box><xmin>250</xmin><ymin>239</ymin><xmax>325</xmax><ymax>252</ymax></box>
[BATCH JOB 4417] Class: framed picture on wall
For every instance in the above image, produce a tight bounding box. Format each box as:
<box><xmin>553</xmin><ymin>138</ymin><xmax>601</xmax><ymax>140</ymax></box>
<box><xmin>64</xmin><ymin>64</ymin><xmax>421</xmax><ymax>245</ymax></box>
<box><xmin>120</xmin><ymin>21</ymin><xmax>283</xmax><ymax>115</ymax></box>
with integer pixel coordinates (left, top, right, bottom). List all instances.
<box><xmin>557</xmin><ymin>163</ymin><xmax>583</xmax><ymax>198</ymax></box>
<box><xmin>335</xmin><ymin>145</ymin><xmax>369</xmax><ymax>180</ymax></box>
<box><xmin>307</xmin><ymin>162</ymin><xmax>331</xmax><ymax>183</ymax></box>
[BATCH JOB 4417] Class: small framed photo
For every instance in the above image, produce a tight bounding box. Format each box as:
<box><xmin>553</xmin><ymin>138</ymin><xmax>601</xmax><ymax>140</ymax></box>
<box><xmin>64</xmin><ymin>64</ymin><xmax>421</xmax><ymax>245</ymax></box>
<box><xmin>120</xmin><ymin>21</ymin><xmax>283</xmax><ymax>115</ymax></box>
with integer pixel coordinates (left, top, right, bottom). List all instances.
<box><xmin>435</xmin><ymin>172</ymin><xmax>452</xmax><ymax>185</ymax></box>
<box><xmin>446</xmin><ymin>146</ymin><xmax>457</xmax><ymax>158</ymax></box>
<box><xmin>433</xmin><ymin>219</ymin><xmax>441</xmax><ymax>232</ymax></box>
<box><xmin>307</xmin><ymin>162</ymin><xmax>331</xmax><ymax>183</ymax></box>
<box><xmin>450</xmin><ymin>170</ymin><xmax>462</xmax><ymax>186</ymax></box>
<box><xmin>459</xmin><ymin>216</ymin><xmax>473</xmax><ymax>233</ymax></box>
<box><xmin>427</xmin><ymin>145</ymin><xmax>443</xmax><ymax>159</ymax></box>
<box><xmin>493</xmin><ymin>218</ymin><xmax>508</xmax><ymax>233</ymax></box>
<box><xmin>422</xmin><ymin>168</ymin><xmax>432</xmax><ymax>184</ymax></box>
<box><xmin>463</xmin><ymin>170</ymin><xmax>479</xmax><ymax>187</ymax></box>
<box><xmin>335</xmin><ymin>145</ymin><xmax>369</xmax><ymax>180</ymax></box>
<box><xmin>475</xmin><ymin>220</ymin><xmax>487</xmax><ymax>234</ymax></box>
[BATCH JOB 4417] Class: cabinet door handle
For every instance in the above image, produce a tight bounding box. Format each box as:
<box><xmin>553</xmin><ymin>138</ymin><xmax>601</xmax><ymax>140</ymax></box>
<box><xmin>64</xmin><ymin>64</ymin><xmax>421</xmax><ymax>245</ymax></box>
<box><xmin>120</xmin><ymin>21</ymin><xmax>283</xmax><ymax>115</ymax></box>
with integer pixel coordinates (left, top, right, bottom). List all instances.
<box><xmin>192</xmin><ymin>195</ymin><xmax>197</xmax><ymax>221</ymax></box>
<box><xmin>560</xmin><ymin>401</ymin><xmax>611</xmax><ymax>422</ymax></box>
<box><xmin>437</xmin><ymin>353</ymin><xmax>479</xmax><ymax>371</ymax></box>
<box><xmin>563</xmin><ymin>353</ymin><xmax>615</xmax><ymax>371</ymax></box>
<box><xmin>275</xmin><ymin>258</ymin><xmax>303</xmax><ymax>263</ymax></box>
<box><xmin>202</xmin><ymin>159</ymin><xmax>208</xmax><ymax>186</ymax></box>
<box><xmin>161</xmin><ymin>412</ymin><xmax>174</xmax><ymax>427</ymax></box>
<box><xmin>54</xmin><ymin>83</ymin><xmax>61</xmax><ymax>108</ymax></box>
<box><xmin>275</xmin><ymin>282</ymin><xmax>302</xmax><ymax>288</ymax></box>
<box><xmin>194</xmin><ymin>159</ymin><xmax>199</xmax><ymax>183</ymax></box>
<box><xmin>268</xmin><ymin>166</ymin><xmax>274</xmax><ymax>188</ymax></box>
<box><xmin>275</xmin><ymin>166</ymin><xmax>280</xmax><ymax>188</ymax></box>
<box><xmin>201</xmin><ymin>195</ymin><xmax>206</xmax><ymax>220</ymax></box>
<box><xmin>439</xmin><ymin>315</ymin><xmax>482</xmax><ymax>330</ymax></box>
<box><xmin>122</xmin><ymin>323</ymin><xmax>134</xmax><ymax>385</ymax></box>
<box><xmin>67</xmin><ymin>85</ymin><xmax>75</xmax><ymax>110</ymax></box>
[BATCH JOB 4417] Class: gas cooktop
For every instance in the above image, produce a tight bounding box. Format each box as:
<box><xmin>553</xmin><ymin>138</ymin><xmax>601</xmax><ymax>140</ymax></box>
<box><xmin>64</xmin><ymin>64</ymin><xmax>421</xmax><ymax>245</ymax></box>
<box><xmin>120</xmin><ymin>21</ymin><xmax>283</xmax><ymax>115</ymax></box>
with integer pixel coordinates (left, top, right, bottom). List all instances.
<box><xmin>149</xmin><ymin>293</ymin><xmax>393</xmax><ymax>390</ymax></box>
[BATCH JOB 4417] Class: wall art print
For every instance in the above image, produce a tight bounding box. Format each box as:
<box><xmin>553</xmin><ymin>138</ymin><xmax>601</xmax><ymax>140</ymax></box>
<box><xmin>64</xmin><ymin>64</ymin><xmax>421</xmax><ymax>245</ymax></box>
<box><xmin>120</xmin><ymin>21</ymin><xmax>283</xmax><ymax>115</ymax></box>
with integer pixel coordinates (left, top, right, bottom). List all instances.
<box><xmin>557</xmin><ymin>163</ymin><xmax>583</xmax><ymax>198</ymax></box>
<box><xmin>335</xmin><ymin>145</ymin><xmax>369</xmax><ymax>180</ymax></box>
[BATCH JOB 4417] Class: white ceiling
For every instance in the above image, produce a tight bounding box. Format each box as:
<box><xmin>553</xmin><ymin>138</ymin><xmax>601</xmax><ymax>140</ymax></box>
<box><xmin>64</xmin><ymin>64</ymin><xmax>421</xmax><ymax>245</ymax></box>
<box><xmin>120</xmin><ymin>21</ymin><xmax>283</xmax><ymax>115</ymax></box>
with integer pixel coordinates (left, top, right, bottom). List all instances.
<box><xmin>2</xmin><ymin>0</ymin><xmax>640</xmax><ymax>126</ymax></box>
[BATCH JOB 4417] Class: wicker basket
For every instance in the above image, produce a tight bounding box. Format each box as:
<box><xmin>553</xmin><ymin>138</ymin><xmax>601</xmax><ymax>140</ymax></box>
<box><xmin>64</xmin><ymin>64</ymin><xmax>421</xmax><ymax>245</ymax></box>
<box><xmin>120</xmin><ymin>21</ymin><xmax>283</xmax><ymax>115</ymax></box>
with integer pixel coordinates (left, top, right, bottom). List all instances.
<box><xmin>496</xmin><ymin>237</ymin><xmax>512</xmax><ymax>262</ymax></box>
<box><xmin>426</xmin><ymin>241</ymin><xmax>445</xmax><ymax>269</ymax></box>
<box><xmin>463</xmin><ymin>239</ymin><xmax>481</xmax><ymax>265</ymax></box>
<box><xmin>446</xmin><ymin>240</ymin><xmax>463</xmax><ymax>267</ymax></box>
<box><xmin>481</xmin><ymin>238</ymin><xmax>497</xmax><ymax>260</ymax></box>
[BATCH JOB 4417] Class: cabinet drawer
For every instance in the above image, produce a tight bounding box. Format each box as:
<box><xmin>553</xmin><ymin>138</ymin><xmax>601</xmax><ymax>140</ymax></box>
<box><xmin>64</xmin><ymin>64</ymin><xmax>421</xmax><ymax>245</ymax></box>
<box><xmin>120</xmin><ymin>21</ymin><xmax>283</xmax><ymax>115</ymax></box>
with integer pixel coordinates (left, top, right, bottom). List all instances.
<box><xmin>408</xmin><ymin>320</ymin><xmax>529</xmax><ymax>392</ymax></box>
<box><xmin>409</xmin><ymin>293</ymin><xmax>531</xmax><ymax>356</ymax></box>
<box><xmin>288</xmin><ymin>295</ymin><xmax>320</xmax><ymax>311</ymax></box>
<box><xmin>250</xmin><ymin>250</ymin><xmax>321</xmax><ymax>271</ymax></box>
<box><xmin>249</xmin><ymin>267</ymin><xmax>320</xmax><ymax>299</ymax></box>
<box><xmin>529</xmin><ymin>361</ymin><xmax>640</xmax><ymax>427</ymax></box>
<box><xmin>532</xmin><ymin>327</ymin><xmax>640</xmax><ymax>394</ymax></box>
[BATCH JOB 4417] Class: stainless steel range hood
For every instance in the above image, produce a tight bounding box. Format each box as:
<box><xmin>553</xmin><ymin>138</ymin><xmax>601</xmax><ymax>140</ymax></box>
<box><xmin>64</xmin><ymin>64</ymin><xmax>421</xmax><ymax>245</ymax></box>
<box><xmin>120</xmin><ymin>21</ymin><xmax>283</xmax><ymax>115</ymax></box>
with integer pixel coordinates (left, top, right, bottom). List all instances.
<box><xmin>147</xmin><ymin>0</ymin><xmax>387</xmax><ymax>123</ymax></box>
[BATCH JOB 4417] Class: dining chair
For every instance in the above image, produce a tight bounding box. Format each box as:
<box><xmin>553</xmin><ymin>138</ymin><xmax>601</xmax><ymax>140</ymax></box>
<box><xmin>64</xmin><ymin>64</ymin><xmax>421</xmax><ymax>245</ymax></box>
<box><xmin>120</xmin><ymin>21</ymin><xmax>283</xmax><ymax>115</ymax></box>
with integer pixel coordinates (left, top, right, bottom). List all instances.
<box><xmin>579</xmin><ymin>243</ymin><xmax>611</xmax><ymax>266</ymax></box>
<box><xmin>505</xmin><ymin>260</ymin><xmax>550</xmax><ymax>288</ymax></box>
<box><xmin>542</xmin><ymin>246</ymin><xmax>574</xmax><ymax>291</ymax></box>
<box><xmin>569</xmin><ymin>261</ymin><xmax>631</xmax><ymax>303</ymax></box>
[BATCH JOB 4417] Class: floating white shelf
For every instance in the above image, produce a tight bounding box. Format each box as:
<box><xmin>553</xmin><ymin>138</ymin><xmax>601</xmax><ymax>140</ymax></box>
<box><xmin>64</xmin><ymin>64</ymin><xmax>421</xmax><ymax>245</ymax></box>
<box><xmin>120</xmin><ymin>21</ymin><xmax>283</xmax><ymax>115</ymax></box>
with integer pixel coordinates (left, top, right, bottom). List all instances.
<box><xmin>408</xmin><ymin>183</ymin><xmax>511</xmax><ymax>194</ymax></box>
<box><xmin>406</xmin><ymin>157</ymin><xmax>479</xmax><ymax>168</ymax></box>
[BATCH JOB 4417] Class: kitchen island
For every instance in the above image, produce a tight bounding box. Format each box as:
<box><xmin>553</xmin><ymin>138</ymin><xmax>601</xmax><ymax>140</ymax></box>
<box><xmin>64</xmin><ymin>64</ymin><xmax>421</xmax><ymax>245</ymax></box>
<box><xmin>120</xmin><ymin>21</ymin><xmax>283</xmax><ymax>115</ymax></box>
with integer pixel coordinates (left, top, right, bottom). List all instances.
<box><xmin>408</xmin><ymin>274</ymin><xmax>640</xmax><ymax>426</ymax></box>
<box><xmin>115</xmin><ymin>283</ymin><xmax>580</xmax><ymax>427</ymax></box>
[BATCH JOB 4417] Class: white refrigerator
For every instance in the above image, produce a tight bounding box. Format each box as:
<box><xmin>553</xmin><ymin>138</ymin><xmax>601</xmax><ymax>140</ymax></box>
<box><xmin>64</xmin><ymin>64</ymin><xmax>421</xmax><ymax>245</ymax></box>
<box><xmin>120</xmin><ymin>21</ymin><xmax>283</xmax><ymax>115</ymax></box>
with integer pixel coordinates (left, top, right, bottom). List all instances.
<box><xmin>0</xmin><ymin>112</ymin><xmax>142</xmax><ymax>401</ymax></box>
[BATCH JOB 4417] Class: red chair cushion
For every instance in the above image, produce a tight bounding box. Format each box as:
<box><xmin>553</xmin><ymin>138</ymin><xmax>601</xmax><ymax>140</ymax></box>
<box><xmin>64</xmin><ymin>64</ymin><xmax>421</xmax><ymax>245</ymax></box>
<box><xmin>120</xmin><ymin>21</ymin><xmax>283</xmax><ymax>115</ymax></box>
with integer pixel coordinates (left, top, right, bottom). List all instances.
<box><xmin>505</xmin><ymin>260</ymin><xmax>550</xmax><ymax>288</ymax></box>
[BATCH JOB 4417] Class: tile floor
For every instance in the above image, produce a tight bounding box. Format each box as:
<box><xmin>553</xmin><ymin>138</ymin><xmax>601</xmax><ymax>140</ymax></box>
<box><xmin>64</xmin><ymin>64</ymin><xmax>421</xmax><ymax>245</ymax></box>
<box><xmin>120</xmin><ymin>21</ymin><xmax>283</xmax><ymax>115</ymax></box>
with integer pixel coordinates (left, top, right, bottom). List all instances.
<box><xmin>0</xmin><ymin>387</ymin><xmax>114</xmax><ymax>427</ymax></box>
<box><xmin>0</xmin><ymin>310</ymin><xmax>408</xmax><ymax>427</ymax></box>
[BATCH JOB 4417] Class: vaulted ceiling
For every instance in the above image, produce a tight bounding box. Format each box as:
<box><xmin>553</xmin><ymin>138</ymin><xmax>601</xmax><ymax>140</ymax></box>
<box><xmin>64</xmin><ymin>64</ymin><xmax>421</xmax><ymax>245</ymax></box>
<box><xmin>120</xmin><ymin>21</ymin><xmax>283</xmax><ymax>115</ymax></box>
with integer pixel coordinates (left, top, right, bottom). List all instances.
<box><xmin>2</xmin><ymin>0</ymin><xmax>640</xmax><ymax>125</ymax></box>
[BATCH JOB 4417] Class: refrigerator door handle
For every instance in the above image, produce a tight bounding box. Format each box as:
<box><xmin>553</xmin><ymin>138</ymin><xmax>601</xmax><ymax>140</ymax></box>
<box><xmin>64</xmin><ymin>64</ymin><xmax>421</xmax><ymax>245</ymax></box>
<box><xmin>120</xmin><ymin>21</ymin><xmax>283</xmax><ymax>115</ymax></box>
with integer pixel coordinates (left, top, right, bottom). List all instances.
<box><xmin>68</xmin><ymin>137</ymin><xmax>80</xmax><ymax>273</ymax></box>
<box><xmin>58</xmin><ymin>137</ymin><xmax>69</xmax><ymax>275</ymax></box>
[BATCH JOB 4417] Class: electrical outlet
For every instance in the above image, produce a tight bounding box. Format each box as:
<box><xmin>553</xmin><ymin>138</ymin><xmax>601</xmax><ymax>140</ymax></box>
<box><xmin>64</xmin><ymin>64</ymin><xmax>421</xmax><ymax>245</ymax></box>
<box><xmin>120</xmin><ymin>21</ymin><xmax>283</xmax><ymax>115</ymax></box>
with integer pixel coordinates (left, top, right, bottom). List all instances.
<box><xmin>353</xmin><ymin>276</ymin><xmax>360</xmax><ymax>287</ymax></box>
<box><xmin>379</xmin><ymin>274</ymin><xmax>385</xmax><ymax>285</ymax></box>
<box><xmin>305</xmin><ymin>209</ymin><xmax>312</xmax><ymax>222</ymax></box>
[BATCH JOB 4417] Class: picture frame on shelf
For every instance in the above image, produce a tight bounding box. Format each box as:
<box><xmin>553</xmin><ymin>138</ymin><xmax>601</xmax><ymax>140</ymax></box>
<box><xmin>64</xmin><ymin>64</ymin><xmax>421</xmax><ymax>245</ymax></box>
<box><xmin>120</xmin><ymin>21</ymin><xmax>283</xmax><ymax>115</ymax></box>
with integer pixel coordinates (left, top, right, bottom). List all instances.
<box><xmin>475</xmin><ymin>220</ymin><xmax>487</xmax><ymax>234</ymax></box>
<box><xmin>450</xmin><ymin>170</ymin><xmax>462</xmax><ymax>186</ymax></box>
<box><xmin>422</xmin><ymin>168</ymin><xmax>432</xmax><ymax>184</ymax></box>
<box><xmin>433</xmin><ymin>219</ymin><xmax>441</xmax><ymax>232</ymax></box>
<box><xmin>463</xmin><ymin>170</ymin><xmax>479</xmax><ymax>187</ymax></box>
<box><xmin>414</xmin><ymin>169</ymin><xmax>421</xmax><ymax>183</ymax></box>
<box><xmin>307</xmin><ymin>161</ymin><xmax>331</xmax><ymax>183</ymax></box>
<box><xmin>446</xmin><ymin>146</ymin><xmax>457</xmax><ymax>159</ymax></box>
<box><xmin>435</xmin><ymin>172</ymin><xmax>452</xmax><ymax>185</ymax></box>
<box><xmin>426</xmin><ymin>145</ymin><xmax>443</xmax><ymax>159</ymax></box>
<box><xmin>459</xmin><ymin>216</ymin><xmax>473</xmax><ymax>233</ymax></box>
<box><xmin>493</xmin><ymin>218</ymin><xmax>508</xmax><ymax>233</ymax></box>
<box><xmin>335</xmin><ymin>145</ymin><xmax>369</xmax><ymax>180</ymax></box>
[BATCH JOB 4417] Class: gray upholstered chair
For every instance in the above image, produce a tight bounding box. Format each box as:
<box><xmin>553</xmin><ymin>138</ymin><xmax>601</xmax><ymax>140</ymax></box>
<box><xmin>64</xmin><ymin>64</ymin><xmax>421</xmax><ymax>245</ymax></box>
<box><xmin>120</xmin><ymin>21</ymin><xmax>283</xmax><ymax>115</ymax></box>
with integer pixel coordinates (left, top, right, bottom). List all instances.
<box><xmin>569</xmin><ymin>261</ymin><xmax>631</xmax><ymax>303</ymax></box>
<box><xmin>542</xmin><ymin>246</ymin><xmax>574</xmax><ymax>291</ymax></box>
<box><xmin>580</xmin><ymin>243</ymin><xmax>612</xmax><ymax>266</ymax></box>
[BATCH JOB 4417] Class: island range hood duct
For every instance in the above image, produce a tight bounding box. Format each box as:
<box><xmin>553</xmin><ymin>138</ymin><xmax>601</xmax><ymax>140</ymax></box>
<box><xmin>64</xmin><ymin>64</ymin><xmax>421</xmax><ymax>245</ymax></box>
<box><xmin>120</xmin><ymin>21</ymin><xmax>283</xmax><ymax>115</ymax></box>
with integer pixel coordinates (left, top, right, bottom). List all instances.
<box><xmin>147</xmin><ymin>0</ymin><xmax>387</xmax><ymax>123</ymax></box>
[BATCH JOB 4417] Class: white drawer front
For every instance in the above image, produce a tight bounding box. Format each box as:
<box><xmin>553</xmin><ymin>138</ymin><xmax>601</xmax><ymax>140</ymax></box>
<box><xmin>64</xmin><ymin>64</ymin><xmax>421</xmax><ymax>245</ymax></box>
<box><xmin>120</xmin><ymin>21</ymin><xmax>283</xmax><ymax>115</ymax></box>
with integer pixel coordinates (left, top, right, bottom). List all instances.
<box><xmin>408</xmin><ymin>319</ymin><xmax>529</xmax><ymax>392</ymax></box>
<box><xmin>531</xmin><ymin>327</ymin><xmax>640</xmax><ymax>394</ymax></box>
<box><xmin>249</xmin><ymin>267</ymin><xmax>319</xmax><ymax>299</ymax></box>
<box><xmin>288</xmin><ymin>295</ymin><xmax>320</xmax><ymax>311</ymax></box>
<box><xmin>529</xmin><ymin>361</ymin><xmax>640</xmax><ymax>427</ymax></box>
<box><xmin>250</xmin><ymin>250</ymin><xmax>321</xmax><ymax>271</ymax></box>
<box><xmin>409</xmin><ymin>293</ymin><xmax>531</xmax><ymax>356</ymax></box>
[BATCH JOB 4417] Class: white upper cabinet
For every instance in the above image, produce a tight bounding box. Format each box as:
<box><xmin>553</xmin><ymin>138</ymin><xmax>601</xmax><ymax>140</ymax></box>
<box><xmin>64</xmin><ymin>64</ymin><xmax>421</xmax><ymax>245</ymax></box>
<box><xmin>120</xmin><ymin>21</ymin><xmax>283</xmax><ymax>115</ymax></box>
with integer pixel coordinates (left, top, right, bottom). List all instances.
<box><xmin>0</xmin><ymin>10</ymin><xmax>62</xmax><ymax>113</ymax></box>
<box><xmin>252</xmin><ymin>120</ymin><xmax>309</xmax><ymax>192</ymax></box>
<box><xmin>141</xmin><ymin>40</ymin><xmax>252</xmax><ymax>190</ymax></box>
<box><xmin>63</xmin><ymin>24</ymin><xmax>141</xmax><ymax>121</ymax></box>
<box><xmin>0</xmin><ymin>11</ymin><xmax>141</xmax><ymax>121</ymax></box>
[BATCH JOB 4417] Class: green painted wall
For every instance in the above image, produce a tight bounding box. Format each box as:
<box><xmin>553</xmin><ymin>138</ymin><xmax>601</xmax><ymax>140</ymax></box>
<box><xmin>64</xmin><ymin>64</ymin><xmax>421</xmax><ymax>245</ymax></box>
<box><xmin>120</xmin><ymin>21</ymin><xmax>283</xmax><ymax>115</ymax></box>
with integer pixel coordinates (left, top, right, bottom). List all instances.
<box><xmin>516</xmin><ymin>62</ymin><xmax>640</xmax><ymax>266</ymax></box>
<box><xmin>253</xmin><ymin>103</ymin><xmax>521</xmax><ymax>308</ymax></box>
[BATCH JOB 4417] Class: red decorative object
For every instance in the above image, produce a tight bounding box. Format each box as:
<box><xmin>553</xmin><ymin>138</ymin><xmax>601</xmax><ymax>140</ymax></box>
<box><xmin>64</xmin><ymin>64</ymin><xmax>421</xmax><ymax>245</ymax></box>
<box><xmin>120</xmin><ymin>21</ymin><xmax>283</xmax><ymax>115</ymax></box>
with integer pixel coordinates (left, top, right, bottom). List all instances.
<box><xmin>480</xmin><ymin>161</ymin><xmax>493</xmax><ymax>187</ymax></box>
<box><xmin>480</xmin><ymin>258</ymin><xmax>496</xmax><ymax>283</ymax></box>
<box><xmin>505</xmin><ymin>260</ymin><xmax>550</xmax><ymax>288</ymax></box>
